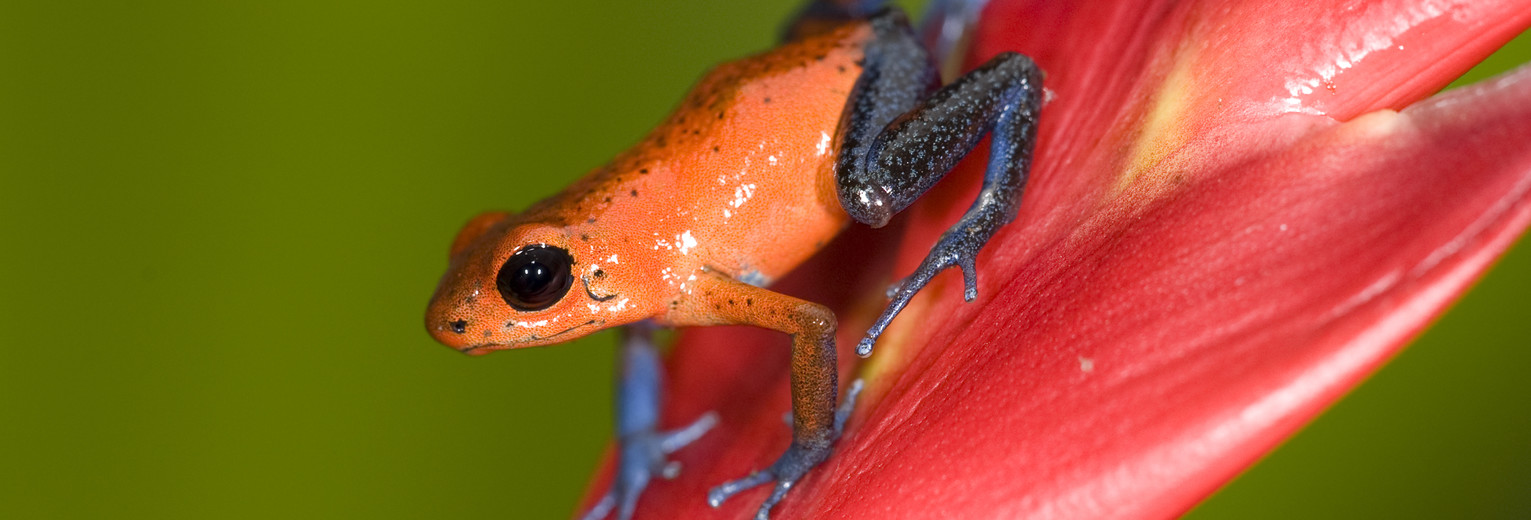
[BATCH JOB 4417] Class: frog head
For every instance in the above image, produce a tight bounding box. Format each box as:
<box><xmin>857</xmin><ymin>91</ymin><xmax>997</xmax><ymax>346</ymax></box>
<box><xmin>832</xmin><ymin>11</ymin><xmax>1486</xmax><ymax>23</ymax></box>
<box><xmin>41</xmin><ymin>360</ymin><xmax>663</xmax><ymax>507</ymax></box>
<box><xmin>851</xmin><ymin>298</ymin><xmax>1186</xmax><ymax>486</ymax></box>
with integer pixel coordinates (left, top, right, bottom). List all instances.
<box><xmin>426</xmin><ymin>211</ymin><xmax>644</xmax><ymax>354</ymax></box>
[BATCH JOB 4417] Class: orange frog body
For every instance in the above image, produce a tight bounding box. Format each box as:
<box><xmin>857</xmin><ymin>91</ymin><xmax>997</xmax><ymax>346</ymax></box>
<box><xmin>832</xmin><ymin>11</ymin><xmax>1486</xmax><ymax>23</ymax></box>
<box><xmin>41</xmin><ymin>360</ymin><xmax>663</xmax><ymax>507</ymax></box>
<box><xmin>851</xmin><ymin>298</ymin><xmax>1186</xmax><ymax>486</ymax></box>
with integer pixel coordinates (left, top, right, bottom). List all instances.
<box><xmin>427</xmin><ymin>24</ymin><xmax>868</xmax><ymax>350</ymax></box>
<box><xmin>426</xmin><ymin>4</ymin><xmax>1043</xmax><ymax>519</ymax></box>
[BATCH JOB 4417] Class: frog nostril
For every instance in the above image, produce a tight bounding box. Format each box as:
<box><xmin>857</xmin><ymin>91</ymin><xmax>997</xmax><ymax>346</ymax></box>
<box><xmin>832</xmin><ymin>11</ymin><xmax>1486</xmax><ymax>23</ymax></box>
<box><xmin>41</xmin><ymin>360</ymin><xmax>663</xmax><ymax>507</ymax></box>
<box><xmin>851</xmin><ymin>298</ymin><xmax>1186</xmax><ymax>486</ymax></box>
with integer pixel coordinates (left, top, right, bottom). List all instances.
<box><xmin>449</xmin><ymin>319</ymin><xmax>468</xmax><ymax>334</ymax></box>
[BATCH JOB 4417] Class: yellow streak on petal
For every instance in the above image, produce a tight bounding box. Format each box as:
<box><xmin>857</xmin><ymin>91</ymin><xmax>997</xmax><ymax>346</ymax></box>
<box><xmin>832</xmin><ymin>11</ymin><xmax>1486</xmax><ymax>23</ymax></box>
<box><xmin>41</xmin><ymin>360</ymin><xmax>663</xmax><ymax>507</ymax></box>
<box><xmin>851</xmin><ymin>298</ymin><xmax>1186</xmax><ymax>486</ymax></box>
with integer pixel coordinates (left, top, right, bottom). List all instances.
<box><xmin>1340</xmin><ymin>108</ymin><xmax>1406</xmax><ymax>139</ymax></box>
<box><xmin>1113</xmin><ymin>46</ymin><xmax>1200</xmax><ymax>200</ymax></box>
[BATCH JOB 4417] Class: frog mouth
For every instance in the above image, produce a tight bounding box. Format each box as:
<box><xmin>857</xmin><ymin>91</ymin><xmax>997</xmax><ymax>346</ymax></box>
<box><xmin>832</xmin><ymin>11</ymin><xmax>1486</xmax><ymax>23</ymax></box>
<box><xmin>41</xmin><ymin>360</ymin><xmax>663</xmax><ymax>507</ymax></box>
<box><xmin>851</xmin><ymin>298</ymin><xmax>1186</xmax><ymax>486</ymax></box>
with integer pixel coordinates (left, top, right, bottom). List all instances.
<box><xmin>458</xmin><ymin>319</ymin><xmax>604</xmax><ymax>354</ymax></box>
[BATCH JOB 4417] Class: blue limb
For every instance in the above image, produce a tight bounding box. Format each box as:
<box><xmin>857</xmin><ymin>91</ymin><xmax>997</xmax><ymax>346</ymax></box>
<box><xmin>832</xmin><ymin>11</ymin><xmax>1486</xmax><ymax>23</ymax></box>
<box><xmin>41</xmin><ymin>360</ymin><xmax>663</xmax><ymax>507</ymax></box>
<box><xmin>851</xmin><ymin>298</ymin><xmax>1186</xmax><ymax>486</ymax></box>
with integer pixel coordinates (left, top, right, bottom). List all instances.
<box><xmin>918</xmin><ymin>0</ymin><xmax>991</xmax><ymax>80</ymax></box>
<box><xmin>579</xmin><ymin>323</ymin><xmax>718</xmax><ymax>520</ymax></box>
<box><xmin>833</xmin><ymin>30</ymin><xmax>1044</xmax><ymax>357</ymax></box>
<box><xmin>707</xmin><ymin>379</ymin><xmax>863</xmax><ymax>520</ymax></box>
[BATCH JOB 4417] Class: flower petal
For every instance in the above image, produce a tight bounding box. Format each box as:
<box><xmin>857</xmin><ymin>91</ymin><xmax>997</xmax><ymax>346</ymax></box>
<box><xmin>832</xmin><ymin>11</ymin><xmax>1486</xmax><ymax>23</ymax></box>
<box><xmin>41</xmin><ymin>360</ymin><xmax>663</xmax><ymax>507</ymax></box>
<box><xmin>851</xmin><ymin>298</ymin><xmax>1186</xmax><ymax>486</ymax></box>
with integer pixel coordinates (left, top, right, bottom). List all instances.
<box><xmin>807</xmin><ymin>65</ymin><xmax>1531</xmax><ymax>519</ymax></box>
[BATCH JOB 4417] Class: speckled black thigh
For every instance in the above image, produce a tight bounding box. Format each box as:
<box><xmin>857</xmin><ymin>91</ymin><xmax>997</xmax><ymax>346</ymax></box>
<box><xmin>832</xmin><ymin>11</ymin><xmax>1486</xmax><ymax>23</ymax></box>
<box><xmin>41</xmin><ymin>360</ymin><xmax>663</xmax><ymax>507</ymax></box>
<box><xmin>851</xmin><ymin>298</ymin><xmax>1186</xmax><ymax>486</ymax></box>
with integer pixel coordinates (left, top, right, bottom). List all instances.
<box><xmin>834</xmin><ymin>12</ymin><xmax>1044</xmax><ymax>357</ymax></box>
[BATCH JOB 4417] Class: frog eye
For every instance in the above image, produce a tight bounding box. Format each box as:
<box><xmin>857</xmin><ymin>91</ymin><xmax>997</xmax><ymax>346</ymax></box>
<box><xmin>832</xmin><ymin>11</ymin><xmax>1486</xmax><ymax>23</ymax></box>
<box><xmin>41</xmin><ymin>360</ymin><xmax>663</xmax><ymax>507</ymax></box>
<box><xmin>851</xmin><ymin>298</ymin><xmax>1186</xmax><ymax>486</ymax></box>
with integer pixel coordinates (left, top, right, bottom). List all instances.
<box><xmin>496</xmin><ymin>245</ymin><xmax>574</xmax><ymax>311</ymax></box>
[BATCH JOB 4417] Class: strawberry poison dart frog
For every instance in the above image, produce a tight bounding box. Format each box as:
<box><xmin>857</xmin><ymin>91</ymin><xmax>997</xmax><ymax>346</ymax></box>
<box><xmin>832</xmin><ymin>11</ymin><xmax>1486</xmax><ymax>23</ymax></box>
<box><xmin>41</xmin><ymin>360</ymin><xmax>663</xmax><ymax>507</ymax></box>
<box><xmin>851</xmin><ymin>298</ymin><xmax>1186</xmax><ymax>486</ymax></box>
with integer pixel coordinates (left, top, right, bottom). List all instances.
<box><xmin>425</xmin><ymin>1</ymin><xmax>1042</xmax><ymax>518</ymax></box>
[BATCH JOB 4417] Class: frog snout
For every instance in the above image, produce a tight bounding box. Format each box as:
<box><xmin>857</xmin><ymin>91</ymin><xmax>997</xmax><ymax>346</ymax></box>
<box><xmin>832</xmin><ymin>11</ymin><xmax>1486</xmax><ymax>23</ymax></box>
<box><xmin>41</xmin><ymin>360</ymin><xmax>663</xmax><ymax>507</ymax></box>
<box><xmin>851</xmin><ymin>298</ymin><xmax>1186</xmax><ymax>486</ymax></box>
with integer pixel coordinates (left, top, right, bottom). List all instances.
<box><xmin>426</xmin><ymin>315</ymin><xmax>475</xmax><ymax>351</ymax></box>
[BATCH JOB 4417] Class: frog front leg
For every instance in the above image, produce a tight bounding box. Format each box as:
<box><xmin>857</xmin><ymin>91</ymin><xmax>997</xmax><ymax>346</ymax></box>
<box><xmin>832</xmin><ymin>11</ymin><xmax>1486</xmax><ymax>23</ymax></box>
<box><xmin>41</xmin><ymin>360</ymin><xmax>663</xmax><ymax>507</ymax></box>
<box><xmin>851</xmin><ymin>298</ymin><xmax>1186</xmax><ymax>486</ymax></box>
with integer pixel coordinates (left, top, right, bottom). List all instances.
<box><xmin>580</xmin><ymin>323</ymin><xmax>719</xmax><ymax>520</ymax></box>
<box><xmin>836</xmin><ymin>11</ymin><xmax>1044</xmax><ymax>357</ymax></box>
<box><xmin>665</xmin><ymin>270</ymin><xmax>859</xmax><ymax>520</ymax></box>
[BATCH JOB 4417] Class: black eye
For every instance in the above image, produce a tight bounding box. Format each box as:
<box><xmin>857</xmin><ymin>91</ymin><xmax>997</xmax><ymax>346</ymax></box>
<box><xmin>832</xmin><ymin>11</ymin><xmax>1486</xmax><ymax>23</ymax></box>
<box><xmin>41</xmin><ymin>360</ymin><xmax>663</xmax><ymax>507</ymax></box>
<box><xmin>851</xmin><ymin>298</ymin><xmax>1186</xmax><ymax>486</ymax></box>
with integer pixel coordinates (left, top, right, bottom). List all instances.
<box><xmin>496</xmin><ymin>245</ymin><xmax>574</xmax><ymax>311</ymax></box>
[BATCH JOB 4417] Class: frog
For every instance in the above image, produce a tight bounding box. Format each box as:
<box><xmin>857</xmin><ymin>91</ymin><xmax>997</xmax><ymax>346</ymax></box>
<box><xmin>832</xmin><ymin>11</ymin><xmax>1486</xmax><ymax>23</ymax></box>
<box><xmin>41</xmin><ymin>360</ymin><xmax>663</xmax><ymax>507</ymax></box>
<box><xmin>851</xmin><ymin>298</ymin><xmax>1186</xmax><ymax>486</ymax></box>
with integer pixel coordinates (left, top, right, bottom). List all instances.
<box><xmin>425</xmin><ymin>1</ymin><xmax>1042</xmax><ymax>518</ymax></box>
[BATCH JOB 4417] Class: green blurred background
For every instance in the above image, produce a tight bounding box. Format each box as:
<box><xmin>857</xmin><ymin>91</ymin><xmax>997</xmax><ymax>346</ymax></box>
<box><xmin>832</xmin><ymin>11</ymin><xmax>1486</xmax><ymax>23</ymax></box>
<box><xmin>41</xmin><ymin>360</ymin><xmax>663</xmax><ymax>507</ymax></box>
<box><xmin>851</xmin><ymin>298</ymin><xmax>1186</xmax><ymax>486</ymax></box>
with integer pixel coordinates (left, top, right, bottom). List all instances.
<box><xmin>1</xmin><ymin>1</ymin><xmax>1526</xmax><ymax>518</ymax></box>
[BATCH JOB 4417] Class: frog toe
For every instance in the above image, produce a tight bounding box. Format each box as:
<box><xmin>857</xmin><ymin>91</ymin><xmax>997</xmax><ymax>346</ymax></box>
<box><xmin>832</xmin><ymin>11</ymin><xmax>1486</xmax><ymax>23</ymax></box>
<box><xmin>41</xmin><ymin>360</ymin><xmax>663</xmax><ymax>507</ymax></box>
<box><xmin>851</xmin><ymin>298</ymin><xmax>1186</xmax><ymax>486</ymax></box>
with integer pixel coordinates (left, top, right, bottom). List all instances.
<box><xmin>580</xmin><ymin>411</ymin><xmax>719</xmax><ymax>520</ymax></box>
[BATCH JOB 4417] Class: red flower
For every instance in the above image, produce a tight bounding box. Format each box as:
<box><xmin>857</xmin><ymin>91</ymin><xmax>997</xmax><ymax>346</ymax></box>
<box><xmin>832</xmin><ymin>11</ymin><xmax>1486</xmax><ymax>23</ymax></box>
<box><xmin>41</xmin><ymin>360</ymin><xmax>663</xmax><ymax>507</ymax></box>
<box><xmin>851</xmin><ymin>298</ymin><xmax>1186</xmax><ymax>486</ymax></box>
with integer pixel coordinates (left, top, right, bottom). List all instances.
<box><xmin>584</xmin><ymin>0</ymin><xmax>1531</xmax><ymax>517</ymax></box>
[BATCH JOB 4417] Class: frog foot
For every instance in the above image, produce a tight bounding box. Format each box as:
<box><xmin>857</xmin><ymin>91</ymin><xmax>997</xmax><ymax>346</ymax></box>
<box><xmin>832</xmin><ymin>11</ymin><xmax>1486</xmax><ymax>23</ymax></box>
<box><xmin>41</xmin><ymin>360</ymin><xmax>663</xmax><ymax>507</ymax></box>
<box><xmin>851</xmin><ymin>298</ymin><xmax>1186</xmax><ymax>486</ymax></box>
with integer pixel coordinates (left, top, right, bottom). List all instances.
<box><xmin>856</xmin><ymin>200</ymin><xmax>1012</xmax><ymax>357</ymax></box>
<box><xmin>707</xmin><ymin>379</ymin><xmax>862</xmax><ymax>519</ymax></box>
<box><xmin>581</xmin><ymin>411</ymin><xmax>719</xmax><ymax>520</ymax></box>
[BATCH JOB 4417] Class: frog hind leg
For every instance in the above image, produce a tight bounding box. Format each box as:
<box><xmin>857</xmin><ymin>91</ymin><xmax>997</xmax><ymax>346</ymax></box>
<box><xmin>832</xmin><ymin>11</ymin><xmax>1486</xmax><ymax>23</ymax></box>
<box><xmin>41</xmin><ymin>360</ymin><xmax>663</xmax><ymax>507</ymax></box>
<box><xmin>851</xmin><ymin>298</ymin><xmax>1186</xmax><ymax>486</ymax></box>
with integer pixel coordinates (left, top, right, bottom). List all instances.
<box><xmin>834</xmin><ymin>11</ymin><xmax>1044</xmax><ymax>357</ymax></box>
<box><xmin>580</xmin><ymin>323</ymin><xmax>719</xmax><ymax>520</ymax></box>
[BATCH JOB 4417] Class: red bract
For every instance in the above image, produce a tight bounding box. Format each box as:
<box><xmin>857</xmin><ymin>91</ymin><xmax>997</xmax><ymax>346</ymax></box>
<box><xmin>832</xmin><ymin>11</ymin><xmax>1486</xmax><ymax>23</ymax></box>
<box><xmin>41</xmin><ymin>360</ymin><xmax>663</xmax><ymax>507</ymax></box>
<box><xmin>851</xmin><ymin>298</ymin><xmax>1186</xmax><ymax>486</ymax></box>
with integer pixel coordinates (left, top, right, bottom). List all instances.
<box><xmin>582</xmin><ymin>0</ymin><xmax>1531</xmax><ymax>518</ymax></box>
